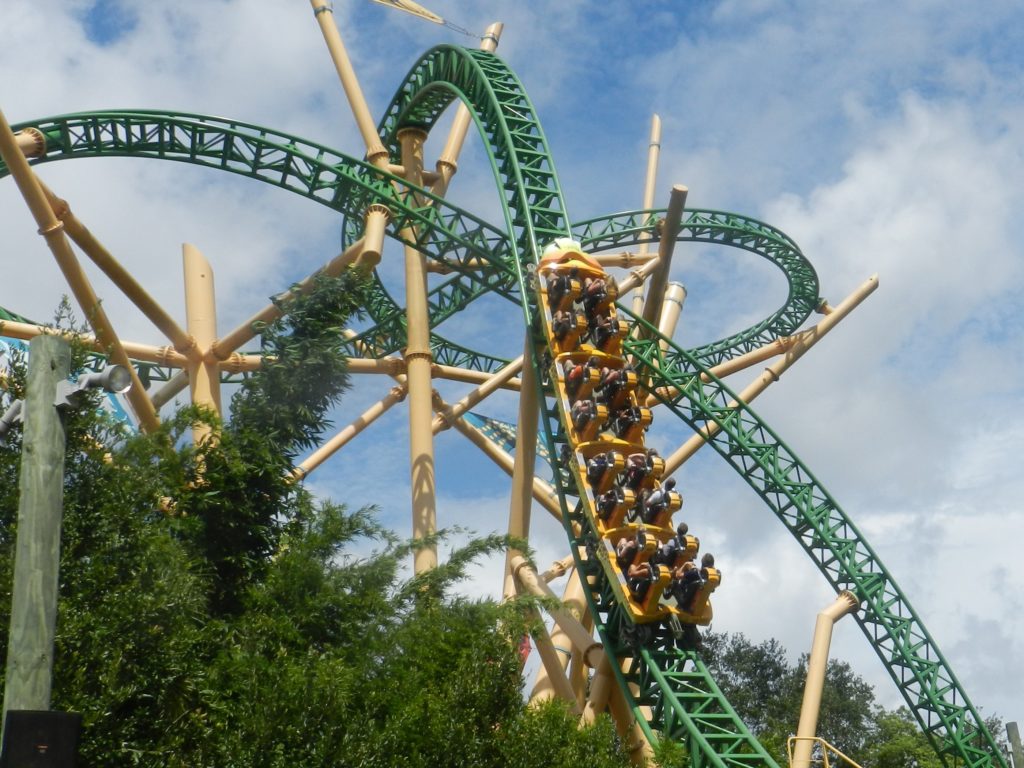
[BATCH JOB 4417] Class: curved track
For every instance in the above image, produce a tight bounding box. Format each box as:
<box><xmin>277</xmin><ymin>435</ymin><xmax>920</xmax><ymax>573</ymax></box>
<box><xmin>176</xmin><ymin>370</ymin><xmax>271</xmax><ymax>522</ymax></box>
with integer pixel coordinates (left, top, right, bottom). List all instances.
<box><xmin>1</xmin><ymin>43</ymin><xmax>1004</xmax><ymax>768</ymax></box>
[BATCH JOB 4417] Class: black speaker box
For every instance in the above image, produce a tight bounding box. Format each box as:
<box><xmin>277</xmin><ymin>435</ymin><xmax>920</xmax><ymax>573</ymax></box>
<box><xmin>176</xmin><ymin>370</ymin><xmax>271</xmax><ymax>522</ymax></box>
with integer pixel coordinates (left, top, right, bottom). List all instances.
<box><xmin>0</xmin><ymin>710</ymin><xmax>81</xmax><ymax>768</ymax></box>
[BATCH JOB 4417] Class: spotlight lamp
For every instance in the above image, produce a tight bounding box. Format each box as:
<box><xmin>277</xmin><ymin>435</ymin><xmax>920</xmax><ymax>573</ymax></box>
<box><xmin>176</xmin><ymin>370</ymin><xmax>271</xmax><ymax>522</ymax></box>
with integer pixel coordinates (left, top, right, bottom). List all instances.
<box><xmin>78</xmin><ymin>365</ymin><xmax>133</xmax><ymax>395</ymax></box>
<box><xmin>0</xmin><ymin>399</ymin><xmax>24</xmax><ymax>440</ymax></box>
<box><xmin>54</xmin><ymin>365</ymin><xmax>133</xmax><ymax>410</ymax></box>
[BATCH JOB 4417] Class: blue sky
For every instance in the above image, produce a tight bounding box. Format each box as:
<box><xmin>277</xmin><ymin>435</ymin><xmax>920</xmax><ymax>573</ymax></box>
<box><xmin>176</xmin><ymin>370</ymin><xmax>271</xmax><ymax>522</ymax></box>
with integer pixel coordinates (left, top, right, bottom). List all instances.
<box><xmin>2</xmin><ymin>0</ymin><xmax>1023</xmax><ymax>733</ymax></box>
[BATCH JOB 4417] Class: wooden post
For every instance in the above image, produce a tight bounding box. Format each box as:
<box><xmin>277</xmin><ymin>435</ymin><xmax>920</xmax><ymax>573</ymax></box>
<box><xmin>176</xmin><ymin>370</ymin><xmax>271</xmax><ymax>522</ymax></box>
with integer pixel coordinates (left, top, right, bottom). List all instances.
<box><xmin>1007</xmin><ymin>722</ymin><xmax>1023</xmax><ymax>768</ymax></box>
<box><xmin>1</xmin><ymin>336</ymin><xmax>71</xmax><ymax>734</ymax></box>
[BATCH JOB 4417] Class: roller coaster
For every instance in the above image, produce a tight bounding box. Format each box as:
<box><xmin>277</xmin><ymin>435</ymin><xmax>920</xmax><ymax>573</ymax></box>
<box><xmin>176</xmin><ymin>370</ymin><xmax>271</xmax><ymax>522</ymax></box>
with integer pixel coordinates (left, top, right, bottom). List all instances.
<box><xmin>0</xmin><ymin>5</ymin><xmax>1008</xmax><ymax>767</ymax></box>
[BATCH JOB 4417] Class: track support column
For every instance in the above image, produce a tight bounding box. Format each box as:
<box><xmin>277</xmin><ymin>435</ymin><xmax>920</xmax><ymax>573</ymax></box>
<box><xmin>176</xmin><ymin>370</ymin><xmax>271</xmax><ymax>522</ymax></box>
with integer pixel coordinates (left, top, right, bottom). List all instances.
<box><xmin>530</xmin><ymin>569</ymin><xmax>589</xmax><ymax>702</ymax></box>
<box><xmin>183</xmin><ymin>244</ymin><xmax>221</xmax><ymax>446</ymax></box>
<box><xmin>397</xmin><ymin>127</ymin><xmax>439</xmax><ymax>574</ymax></box>
<box><xmin>640</xmin><ymin>185</ymin><xmax>687</xmax><ymax>338</ymax></box>
<box><xmin>631</xmin><ymin>114</ymin><xmax>662</xmax><ymax>316</ymax></box>
<box><xmin>792</xmin><ymin>591</ymin><xmax>860</xmax><ymax>768</ymax></box>
<box><xmin>503</xmin><ymin>337</ymin><xmax>539</xmax><ymax>599</ymax></box>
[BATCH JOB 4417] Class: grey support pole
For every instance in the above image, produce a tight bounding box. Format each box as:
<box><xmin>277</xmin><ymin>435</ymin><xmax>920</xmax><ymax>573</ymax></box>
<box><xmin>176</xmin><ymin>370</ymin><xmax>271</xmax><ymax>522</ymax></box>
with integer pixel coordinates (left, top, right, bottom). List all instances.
<box><xmin>1008</xmin><ymin>722</ymin><xmax>1023</xmax><ymax>768</ymax></box>
<box><xmin>2</xmin><ymin>335</ymin><xmax>71</xmax><ymax>728</ymax></box>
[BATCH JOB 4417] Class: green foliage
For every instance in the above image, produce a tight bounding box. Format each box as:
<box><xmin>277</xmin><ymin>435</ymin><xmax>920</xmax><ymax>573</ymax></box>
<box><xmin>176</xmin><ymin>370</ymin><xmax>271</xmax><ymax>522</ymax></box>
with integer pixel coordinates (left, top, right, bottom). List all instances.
<box><xmin>862</xmin><ymin>708</ymin><xmax>943</xmax><ymax>768</ymax></box>
<box><xmin>499</xmin><ymin>700</ymin><xmax>629</xmax><ymax>768</ymax></box>
<box><xmin>0</xmin><ymin>274</ymin><xmax>631</xmax><ymax>767</ymax></box>
<box><xmin>701</xmin><ymin>631</ymin><xmax>957</xmax><ymax>768</ymax></box>
<box><xmin>180</xmin><ymin>272</ymin><xmax>370</xmax><ymax>613</ymax></box>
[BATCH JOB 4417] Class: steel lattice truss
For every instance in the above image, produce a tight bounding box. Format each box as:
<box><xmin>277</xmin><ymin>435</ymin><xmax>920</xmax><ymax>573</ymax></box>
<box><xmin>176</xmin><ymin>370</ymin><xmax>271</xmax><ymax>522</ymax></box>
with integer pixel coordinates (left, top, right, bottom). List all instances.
<box><xmin>0</xmin><ymin>41</ymin><xmax>1004</xmax><ymax>768</ymax></box>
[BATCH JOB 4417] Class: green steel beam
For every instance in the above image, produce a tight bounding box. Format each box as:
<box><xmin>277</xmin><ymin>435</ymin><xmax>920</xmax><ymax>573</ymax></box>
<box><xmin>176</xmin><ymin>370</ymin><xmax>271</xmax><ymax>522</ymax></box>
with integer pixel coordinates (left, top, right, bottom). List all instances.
<box><xmin>573</xmin><ymin>209</ymin><xmax>820</xmax><ymax>367</ymax></box>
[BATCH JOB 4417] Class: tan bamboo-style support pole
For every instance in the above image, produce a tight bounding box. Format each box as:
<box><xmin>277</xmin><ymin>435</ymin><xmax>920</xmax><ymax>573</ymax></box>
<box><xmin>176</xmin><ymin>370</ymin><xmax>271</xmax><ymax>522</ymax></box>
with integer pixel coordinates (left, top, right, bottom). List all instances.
<box><xmin>569</xmin><ymin>646</ymin><xmax>586</xmax><ymax>709</ymax></box>
<box><xmin>431</xmin><ymin>355</ymin><xmax>524</xmax><ymax>433</ymax></box>
<box><xmin>573</xmin><ymin>605</ymin><xmax>595</xmax><ymax>705</ymax></box>
<box><xmin>527</xmin><ymin>631</ymin><xmax>572</xmax><ymax>705</ymax></box>
<box><xmin>14</xmin><ymin>128</ymin><xmax>45</xmax><ymax>158</ymax></box>
<box><xmin>640</xmin><ymin>185</ymin><xmax>687</xmax><ymax>336</ymax></box>
<box><xmin>581</xmin><ymin>655</ymin><xmax>615</xmax><ymax>724</ymax></box>
<box><xmin>151</xmin><ymin>370</ymin><xmax>189</xmax><ymax>410</ymax></box>
<box><xmin>0</xmin><ymin>108</ymin><xmax>158</xmax><ymax>432</ymax></box>
<box><xmin>792</xmin><ymin>591</ymin><xmax>859</xmax><ymax>768</ymax></box>
<box><xmin>656</xmin><ymin>282</ymin><xmax>686</xmax><ymax>354</ymax></box>
<box><xmin>431</xmin><ymin>22</ymin><xmax>503</xmax><ymax>197</ymax></box>
<box><xmin>308</xmin><ymin>0</ymin><xmax>389</xmax><ymax>167</ymax></box>
<box><xmin>530</xmin><ymin>569</ymin><xmax>590</xmax><ymax>703</ymax></box>
<box><xmin>354</xmin><ymin>203</ymin><xmax>390</xmax><ymax>271</ymax></box>
<box><xmin>37</xmin><ymin>180</ymin><xmax>193</xmax><ymax>353</ymax></box>
<box><xmin>631</xmin><ymin>115</ymin><xmax>662</xmax><ymax>316</ymax></box>
<box><xmin>210</xmin><ymin>236</ymin><xmax>364</xmax><ymax>360</ymax></box>
<box><xmin>526</xmin><ymin>607</ymin><xmax>580</xmax><ymax>712</ymax></box>
<box><xmin>511</xmin><ymin>555</ymin><xmax>604</xmax><ymax>669</ymax></box>
<box><xmin>615</xmin><ymin>248</ymin><xmax>669</xmax><ymax>297</ymax></box>
<box><xmin>646</xmin><ymin>338</ymin><xmax>788</xmax><ymax>407</ymax></box>
<box><xmin>607</xmin><ymin>671</ymin><xmax>656</xmax><ymax>765</ymax></box>
<box><xmin>503</xmin><ymin>339</ymin><xmax>539</xmax><ymax>598</ymax></box>
<box><xmin>592</xmin><ymin>251</ymin><xmax>657</xmax><ymax>269</ymax></box>
<box><xmin>353</xmin><ymin>335</ymin><xmax>559</xmax><ymax>526</ymax></box>
<box><xmin>0</xmin><ymin>320</ymin><xmax>187</xmax><ymax>368</ymax></box>
<box><xmin>396</xmin><ymin>127</ymin><xmax>439</xmax><ymax>575</ymax></box>
<box><xmin>183</xmin><ymin>244</ymin><xmax>221</xmax><ymax>445</ymax></box>
<box><xmin>541</xmin><ymin>554</ymin><xmax>576</xmax><ymax>583</ymax></box>
<box><xmin>387</xmin><ymin>164</ymin><xmax>440</xmax><ymax>185</ymax></box>
<box><xmin>431</xmin><ymin>362</ymin><xmax>522</xmax><ymax>390</ymax></box>
<box><xmin>292</xmin><ymin>384</ymin><xmax>407</xmax><ymax>481</ymax></box>
<box><xmin>662</xmin><ymin>275</ymin><xmax>879</xmax><ymax>477</ymax></box>
<box><xmin>224</xmin><ymin>352</ymin><xmax>521</xmax><ymax>392</ymax></box>
<box><xmin>224</xmin><ymin>354</ymin><xmax>402</xmax><ymax>376</ymax></box>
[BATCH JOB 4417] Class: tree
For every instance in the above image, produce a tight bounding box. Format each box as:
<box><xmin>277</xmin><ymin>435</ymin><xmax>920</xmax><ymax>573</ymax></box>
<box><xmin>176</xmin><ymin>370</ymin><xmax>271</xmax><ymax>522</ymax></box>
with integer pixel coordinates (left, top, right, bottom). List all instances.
<box><xmin>862</xmin><ymin>708</ymin><xmax>943</xmax><ymax>768</ymax></box>
<box><xmin>0</xmin><ymin>275</ymin><xmax>631</xmax><ymax>767</ymax></box>
<box><xmin>702</xmin><ymin>631</ymin><xmax>940</xmax><ymax>768</ymax></box>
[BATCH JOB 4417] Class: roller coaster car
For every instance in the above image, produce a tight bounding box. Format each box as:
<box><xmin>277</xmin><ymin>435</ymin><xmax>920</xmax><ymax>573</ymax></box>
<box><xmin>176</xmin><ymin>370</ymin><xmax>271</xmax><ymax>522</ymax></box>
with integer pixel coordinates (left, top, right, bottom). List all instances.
<box><xmin>620</xmin><ymin>452</ymin><xmax>665</xmax><ymax>494</ymax></box>
<box><xmin>596</xmin><ymin>367</ymin><xmax>639</xmax><ymax>411</ymax></box>
<box><xmin>595</xmin><ymin>534</ymin><xmax>670</xmax><ymax>624</ymax></box>
<box><xmin>582</xmin><ymin>278</ymin><xmax>618</xmax><ymax>317</ymax></box>
<box><xmin>609</xmin><ymin>405</ymin><xmax>653</xmax><ymax>444</ymax></box>
<box><xmin>544</xmin><ymin>271</ymin><xmax>583</xmax><ymax>313</ymax></box>
<box><xmin>571</xmin><ymin>401</ymin><xmax>609</xmax><ymax>443</ymax></box>
<box><xmin>582</xmin><ymin>450</ymin><xmax>625</xmax><ymax>495</ymax></box>
<box><xmin>641</xmin><ymin>563</ymin><xmax>673</xmax><ymax>615</ymax></box>
<box><xmin>549</xmin><ymin>312</ymin><xmax>589</xmax><ymax>354</ymax></box>
<box><xmin>590</xmin><ymin>317</ymin><xmax>630</xmax><ymax>356</ymax></box>
<box><xmin>671</xmin><ymin>566</ymin><xmax>720</xmax><ymax>626</ymax></box>
<box><xmin>592</xmin><ymin>487</ymin><xmax>637</xmax><ymax>530</ymax></box>
<box><xmin>635</xmin><ymin>482</ymin><xmax>683</xmax><ymax>527</ymax></box>
<box><xmin>631</xmin><ymin>525</ymin><xmax>659</xmax><ymax>565</ymax></box>
<box><xmin>638</xmin><ymin>490</ymin><xmax>681</xmax><ymax>529</ymax></box>
<box><xmin>653</xmin><ymin>533</ymin><xmax>700</xmax><ymax>569</ymax></box>
<box><xmin>556</xmin><ymin>353</ymin><xmax>603</xmax><ymax>403</ymax></box>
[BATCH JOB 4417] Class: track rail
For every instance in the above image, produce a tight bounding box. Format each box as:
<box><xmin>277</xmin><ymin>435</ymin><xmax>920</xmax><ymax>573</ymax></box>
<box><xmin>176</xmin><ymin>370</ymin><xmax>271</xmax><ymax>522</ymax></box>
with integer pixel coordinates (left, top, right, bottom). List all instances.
<box><xmin>0</xmin><ymin>42</ymin><xmax>1005</xmax><ymax>767</ymax></box>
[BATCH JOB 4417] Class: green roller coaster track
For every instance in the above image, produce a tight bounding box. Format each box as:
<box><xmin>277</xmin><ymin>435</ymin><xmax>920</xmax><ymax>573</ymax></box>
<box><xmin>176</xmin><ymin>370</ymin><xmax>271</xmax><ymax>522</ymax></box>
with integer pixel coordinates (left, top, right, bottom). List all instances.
<box><xmin>0</xmin><ymin>42</ymin><xmax>1004</xmax><ymax>768</ymax></box>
